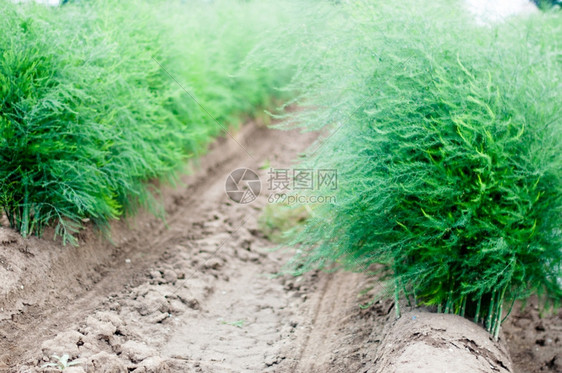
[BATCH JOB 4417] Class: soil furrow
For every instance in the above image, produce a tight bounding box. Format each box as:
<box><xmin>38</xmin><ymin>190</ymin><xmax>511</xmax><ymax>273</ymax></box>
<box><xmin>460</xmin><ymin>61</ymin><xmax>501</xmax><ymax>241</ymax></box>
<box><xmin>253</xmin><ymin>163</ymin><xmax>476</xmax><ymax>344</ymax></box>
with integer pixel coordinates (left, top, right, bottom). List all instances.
<box><xmin>2</xmin><ymin>123</ymin><xmax>321</xmax><ymax>370</ymax></box>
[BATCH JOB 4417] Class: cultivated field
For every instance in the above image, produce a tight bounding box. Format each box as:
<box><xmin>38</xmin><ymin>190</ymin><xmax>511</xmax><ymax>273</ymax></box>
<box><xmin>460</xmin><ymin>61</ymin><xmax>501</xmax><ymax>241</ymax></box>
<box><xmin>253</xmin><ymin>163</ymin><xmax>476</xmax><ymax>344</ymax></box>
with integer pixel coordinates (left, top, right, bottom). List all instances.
<box><xmin>1</xmin><ymin>0</ymin><xmax>560</xmax><ymax>372</ymax></box>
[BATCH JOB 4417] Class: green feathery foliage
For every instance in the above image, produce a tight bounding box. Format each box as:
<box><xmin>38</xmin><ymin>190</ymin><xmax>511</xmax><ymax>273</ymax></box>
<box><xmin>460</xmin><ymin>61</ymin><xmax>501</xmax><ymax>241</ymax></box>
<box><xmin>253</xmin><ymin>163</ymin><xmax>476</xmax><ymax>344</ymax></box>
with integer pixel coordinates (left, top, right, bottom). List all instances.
<box><xmin>281</xmin><ymin>1</ymin><xmax>562</xmax><ymax>336</ymax></box>
<box><xmin>0</xmin><ymin>0</ymin><xmax>296</xmax><ymax>244</ymax></box>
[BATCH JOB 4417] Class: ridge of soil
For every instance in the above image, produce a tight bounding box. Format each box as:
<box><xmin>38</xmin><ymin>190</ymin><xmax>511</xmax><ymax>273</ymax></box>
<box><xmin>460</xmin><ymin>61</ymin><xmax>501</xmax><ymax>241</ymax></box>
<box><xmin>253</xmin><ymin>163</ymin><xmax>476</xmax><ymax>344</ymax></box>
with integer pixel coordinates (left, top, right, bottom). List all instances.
<box><xmin>373</xmin><ymin>311</ymin><xmax>512</xmax><ymax>373</ymax></box>
<box><xmin>0</xmin><ymin>121</ymin><xmax>560</xmax><ymax>372</ymax></box>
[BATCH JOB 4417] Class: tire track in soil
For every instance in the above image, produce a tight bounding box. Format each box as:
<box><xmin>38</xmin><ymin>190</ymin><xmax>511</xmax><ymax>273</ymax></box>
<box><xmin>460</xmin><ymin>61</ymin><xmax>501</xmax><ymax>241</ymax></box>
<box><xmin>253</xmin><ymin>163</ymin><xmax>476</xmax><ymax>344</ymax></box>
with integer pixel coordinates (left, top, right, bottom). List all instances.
<box><xmin>281</xmin><ymin>271</ymin><xmax>388</xmax><ymax>373</ymax></box>
<box><xmin>290</xmin><ymin>273</ymin><xmax>333</xmax><ymax>371</ymax></box>
<box><xmin>1</xmin><ymin>122</ymin><xmax>380</xmax><ymax>373</ymax></box>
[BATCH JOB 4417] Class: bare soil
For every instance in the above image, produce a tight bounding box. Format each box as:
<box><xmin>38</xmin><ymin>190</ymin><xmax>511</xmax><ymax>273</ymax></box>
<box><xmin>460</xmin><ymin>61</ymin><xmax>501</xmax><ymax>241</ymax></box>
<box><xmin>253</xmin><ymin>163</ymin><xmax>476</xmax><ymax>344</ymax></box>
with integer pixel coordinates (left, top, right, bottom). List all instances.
<box><xmin>503</xmin><ymin>298</ymin><xmax>562</xmax><ymax>373</ymax></box>
<box><xmin>0</xmin><ymin>122</ymin><xmax>560</xmax><ymax>373</ymax></box>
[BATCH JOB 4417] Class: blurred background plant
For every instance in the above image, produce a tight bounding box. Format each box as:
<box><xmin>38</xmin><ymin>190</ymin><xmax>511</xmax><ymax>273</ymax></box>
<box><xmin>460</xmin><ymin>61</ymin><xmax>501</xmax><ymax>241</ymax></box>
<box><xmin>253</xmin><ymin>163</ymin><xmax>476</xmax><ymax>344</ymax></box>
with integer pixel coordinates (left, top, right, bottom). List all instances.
<box><xmin>0</xmin><ymin>0</ymin><xmax>300</xmax><ymax>244</ymax></box>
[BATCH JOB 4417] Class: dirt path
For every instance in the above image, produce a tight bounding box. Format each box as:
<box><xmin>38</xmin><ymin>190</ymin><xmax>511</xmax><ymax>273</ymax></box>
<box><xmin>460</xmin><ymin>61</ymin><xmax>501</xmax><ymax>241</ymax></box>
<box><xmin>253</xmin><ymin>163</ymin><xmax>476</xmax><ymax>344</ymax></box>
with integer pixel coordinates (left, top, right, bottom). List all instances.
<box><xmin>0</xmin><ymin>122</ymin><xmax>379</xmax><ymax>373</ymax></box>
